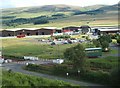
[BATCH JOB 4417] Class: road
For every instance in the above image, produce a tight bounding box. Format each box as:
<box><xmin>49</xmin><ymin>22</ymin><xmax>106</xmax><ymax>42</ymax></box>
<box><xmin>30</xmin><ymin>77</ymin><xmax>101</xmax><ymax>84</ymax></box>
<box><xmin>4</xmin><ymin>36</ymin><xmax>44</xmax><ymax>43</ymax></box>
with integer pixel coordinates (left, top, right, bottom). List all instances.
<box><xmin>2</xmin><ymin>63</ymin><xmax>107</xmax><ymax>87</ymax></box>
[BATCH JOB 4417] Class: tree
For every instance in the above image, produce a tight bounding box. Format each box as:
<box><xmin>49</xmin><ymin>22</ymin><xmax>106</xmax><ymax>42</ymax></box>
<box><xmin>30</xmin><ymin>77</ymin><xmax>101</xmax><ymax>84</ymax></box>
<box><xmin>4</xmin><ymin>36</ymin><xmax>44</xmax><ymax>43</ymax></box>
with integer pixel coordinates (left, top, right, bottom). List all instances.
<box><xmin>33</xmin><ymin>18</ymin><xmax>49</xmax><ymax>25</ymax></box>
<box><xmin>98</xmin><ymin>34</ymin><xmax>112</xmax><ymax>51</ymax></box>
<box><xmin>98</xmin><ymin>34</ymin><xmax>112</xmax><ymax>43</ymax></box>
<box><xmin>64</xmin><ymin>44</ymin><xmax>86</xmax><ymax>71</ymax></box>
<box><xmin>93</xmin><ymin>39</ymin><xmax>101</xmax><ymax>47</ymax></box>
<box><xmin>101</xmin><ymin>41</ymin><xmax>109</xmax><ymax>51</ymax></box>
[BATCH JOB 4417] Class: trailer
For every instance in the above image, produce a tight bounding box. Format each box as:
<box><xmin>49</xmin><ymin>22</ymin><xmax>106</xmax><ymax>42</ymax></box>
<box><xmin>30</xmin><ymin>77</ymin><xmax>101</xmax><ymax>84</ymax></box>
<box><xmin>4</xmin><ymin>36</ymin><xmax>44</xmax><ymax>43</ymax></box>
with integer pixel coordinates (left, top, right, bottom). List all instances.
<box><xmin>85</xmin><ymin>48</ymin><xmax>102</xmax><ymax>57</ymax></box>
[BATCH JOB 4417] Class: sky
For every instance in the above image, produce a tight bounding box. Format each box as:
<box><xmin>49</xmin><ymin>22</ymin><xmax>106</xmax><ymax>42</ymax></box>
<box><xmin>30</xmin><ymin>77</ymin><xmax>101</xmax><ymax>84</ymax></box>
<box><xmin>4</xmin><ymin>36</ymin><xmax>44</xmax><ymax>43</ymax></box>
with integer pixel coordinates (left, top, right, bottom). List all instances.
<box><xmin>0</xmin><ymin>0</ymin><xmax>119</xmax><ymax>9</ymax></box>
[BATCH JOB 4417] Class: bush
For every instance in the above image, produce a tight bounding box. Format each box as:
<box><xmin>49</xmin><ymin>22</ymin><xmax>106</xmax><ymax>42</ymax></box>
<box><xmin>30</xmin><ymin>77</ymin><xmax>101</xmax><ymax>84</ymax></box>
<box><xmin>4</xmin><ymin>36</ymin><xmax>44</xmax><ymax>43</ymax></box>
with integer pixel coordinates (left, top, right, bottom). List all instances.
<box><xmin>2</xmin><ymin>71</ymin><xmax>74</xmax><ymax>86</ymax></box>
<box><xmin>81</xmin><ymin>70</ymin><xmax>111</xmax><ymax>84</ymax></box>
<box><xmin>3</xmin><ymin>55</ymin><xmax>24</xmax><ymax>61</ymax></box>
<box><xmin>25</xmin><ymin>64</ymin><xmax>53</xmax><ymax>74</ymax></box>
<box><xmin>54</xmin><ymin>35</ymin><xmax>70</xmax><ymax>39</ymax></box>
<box><xmin>52</xmin><ymin>64</ymin><xmax>68</xmax><ymax>76</ymax></box>
<box><xmin>98</xmin><ymin>34</ymin><xmax>112</xmax><ymax>43</ymax></box>
<box><xmin>102</xmin><ymin>42</ymin><xmax>109</xmax><ymax>51</ymax></box>
<box><xmin>92</xmin><ymin>39</ymin><xmax>101</xmax><ymax>47</ymax></box>
<box><xmin>110</xmin><ymin>67</ymin><xmax>120</xmax><ymax>86</ymax></box>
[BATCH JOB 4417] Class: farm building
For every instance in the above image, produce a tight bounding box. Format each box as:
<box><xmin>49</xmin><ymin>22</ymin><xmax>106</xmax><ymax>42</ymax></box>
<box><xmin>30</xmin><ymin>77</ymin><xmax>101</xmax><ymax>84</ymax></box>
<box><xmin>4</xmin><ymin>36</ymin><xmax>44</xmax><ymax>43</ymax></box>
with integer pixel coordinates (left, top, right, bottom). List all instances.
<box><xmin>15</xmin><ymin>28</ymin><xmax>38</xmax><ymax>36</ymax></box>
<box><xmin>62</xmin><ymin>26</ymin><xmax>80</xmax><ymax>34</ymax></box>
<box><xmin>38</xmin><ymin>27</ymin><xmax>62</xmax><ymax>35</ymax></box>
<box><xmin>2</xmin><ymin>30</ymin><xmax>15</xmax><ymax>37</ymax></box>
<box><xmin>98</xmin><ymin>28</ymin><xmax>120</xmax><ymax>34</ymax></box>
<box><xmin>1</xmin><ymin>27</ymin><xmax>62</xmax><ymax>37</ymax></box>
<box><xmin>92</xmin><ymin>27</ymin><xmax>120</xmax><ymax>35</ymax></box>
<box><xmin>62</xmin><ymin>25</ymin><xmax>91</xmax><ymax>34</ymax></box>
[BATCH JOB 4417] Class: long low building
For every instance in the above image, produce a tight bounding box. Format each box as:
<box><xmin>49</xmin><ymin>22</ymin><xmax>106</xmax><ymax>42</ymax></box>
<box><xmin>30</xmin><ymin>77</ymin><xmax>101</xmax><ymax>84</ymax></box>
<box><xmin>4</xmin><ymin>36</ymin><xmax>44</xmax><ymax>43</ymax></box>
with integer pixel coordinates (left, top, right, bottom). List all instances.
<box><xmin>91</xmin><ymin>26</ymin><xmax>120</xmax><ymax>35</ymax></box>
<box><xmin>98</xmin><ymin>28</ymin><xmax>120</xmax><ymax>33</ymax></box>
<box><xmin>0</xmin><ymin>26</ymin><xmax>119</xmax><ymax>37</ymax></box>
<box><xmin>1</xmin><ymin>27</ymin><xmax>62</xmax><ymax>37</ymax></box>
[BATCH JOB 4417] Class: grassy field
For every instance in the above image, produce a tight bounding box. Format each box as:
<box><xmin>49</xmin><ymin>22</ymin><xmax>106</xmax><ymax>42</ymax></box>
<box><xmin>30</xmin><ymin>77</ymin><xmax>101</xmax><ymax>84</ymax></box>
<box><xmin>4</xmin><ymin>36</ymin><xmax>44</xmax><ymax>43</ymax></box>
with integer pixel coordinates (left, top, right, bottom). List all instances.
<box><xmin>2</xmin><ymin>38</ymin><xmax>118</xmax><ymax>59</ymax></box>
<box><xmin>2</xmin><ymin>38</ymin><xmax>77</xmax><ymax>59</ymax></box>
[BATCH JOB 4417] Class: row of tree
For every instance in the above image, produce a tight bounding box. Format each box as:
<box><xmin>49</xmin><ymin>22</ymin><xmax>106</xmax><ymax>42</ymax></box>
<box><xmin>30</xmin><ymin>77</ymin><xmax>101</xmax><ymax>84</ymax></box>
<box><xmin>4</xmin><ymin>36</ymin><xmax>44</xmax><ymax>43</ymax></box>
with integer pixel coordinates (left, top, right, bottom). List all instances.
<box><xmin>2</xmin><ymin>13</ymin><xmax>67</xmax><ymax>27</ymax></box>
<box><xmin>2</xmin><ymin>16</ymin><xmax>49</xmax><ymax>27</ymax></box>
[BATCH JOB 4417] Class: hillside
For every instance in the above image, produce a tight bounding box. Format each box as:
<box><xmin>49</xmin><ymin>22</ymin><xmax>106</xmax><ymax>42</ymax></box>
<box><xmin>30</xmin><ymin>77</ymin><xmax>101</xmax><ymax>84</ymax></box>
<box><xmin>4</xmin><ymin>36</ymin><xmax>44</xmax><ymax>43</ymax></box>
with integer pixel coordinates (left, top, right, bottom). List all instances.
<box><xmin>1</xmin><ymin>4</ymin><xmax>118</xmax><ymax>29</ymax></box>
<box><xmin>2</xmin><ymin>4</ymin><xmax>107</xmax><ymax>15</ymax></box>
<box><xmin>2</xmin><ymin>71</ymin><xmax>76</xmax><ymax>86</ymax></box>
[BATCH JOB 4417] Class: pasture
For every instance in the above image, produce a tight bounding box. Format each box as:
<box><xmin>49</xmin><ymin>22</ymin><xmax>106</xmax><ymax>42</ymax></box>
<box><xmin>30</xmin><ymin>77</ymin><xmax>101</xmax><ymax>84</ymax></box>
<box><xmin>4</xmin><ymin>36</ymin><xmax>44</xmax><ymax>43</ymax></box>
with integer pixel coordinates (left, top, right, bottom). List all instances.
<box><xmin>2</xmin><ymin>38</ymin><xmax>77</xmax><ymax>59</ymax></box>
<box><xmin>2</xmin><ymin>38</ymin><xmax>118</xmax><ymax>59</ymax></box>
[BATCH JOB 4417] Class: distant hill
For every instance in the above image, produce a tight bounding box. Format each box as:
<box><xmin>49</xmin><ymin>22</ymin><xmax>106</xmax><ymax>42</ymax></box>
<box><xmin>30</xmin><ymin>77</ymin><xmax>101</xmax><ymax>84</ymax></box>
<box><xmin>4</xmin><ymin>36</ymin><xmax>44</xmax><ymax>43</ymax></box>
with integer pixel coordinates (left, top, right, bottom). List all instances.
<box><xmin>83</xmin><ymin>5</ymin><xmax>107</xmax><ymax>11</ymax></box>
<box><xmin>2</xmin><ymin>4</ymin><xmax>118</xmax><ymax>16</ymax></box>
<box><xmin>1</xmin><ymin>4</ymin><xmax>118</xmax><ymax>28</ymax></box>
<box><xmin>2</xmin><ymin>4</ymin><xmax>107</xmax><ymax>14</ymax></box>
<box><xmin>98</xmin><ymin>4</ymin><xmax>118</xmax><ymax>11</ymax></box>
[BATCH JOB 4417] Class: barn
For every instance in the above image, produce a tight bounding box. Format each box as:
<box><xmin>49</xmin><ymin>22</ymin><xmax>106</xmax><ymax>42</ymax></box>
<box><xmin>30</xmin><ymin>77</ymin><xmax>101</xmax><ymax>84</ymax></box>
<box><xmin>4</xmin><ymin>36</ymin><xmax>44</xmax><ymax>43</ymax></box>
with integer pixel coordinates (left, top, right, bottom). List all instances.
<box><xmin>1</xmin><ymin>27</ymin><xmax>62</xmax><ymax>37</ymax></box>
<box><xmin>2</xmin><ymin>29</ymin><xmax>15</xmax><ymax>37</ymax></box>
<box><xmin>92</xmin><ymin>27</ymin><xmax>120</xmax><ymax>35</ymax></box>
<box><xmin>15</xmin><ymin>28</ymin><xmax>38</xmax><ymax>36</ymax></box>
<box><xmin>98</xmin><ymin>28</ymin><xmax>120</xmax><ymax>34</ymax></box>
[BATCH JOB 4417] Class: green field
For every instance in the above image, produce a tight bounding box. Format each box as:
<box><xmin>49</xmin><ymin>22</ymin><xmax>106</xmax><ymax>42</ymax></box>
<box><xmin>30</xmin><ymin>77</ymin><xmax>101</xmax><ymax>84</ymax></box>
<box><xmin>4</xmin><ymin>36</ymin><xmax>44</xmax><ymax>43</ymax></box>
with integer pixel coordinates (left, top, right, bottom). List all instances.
<box><xmin>2</xmin><ymin>38</ymin><xmax>78</xmax><ymax>59</ymax></box>
<box><xmin>2</xmin><ymin>38</ymin><xmax>118</xmax><ymax>59</ymax></box>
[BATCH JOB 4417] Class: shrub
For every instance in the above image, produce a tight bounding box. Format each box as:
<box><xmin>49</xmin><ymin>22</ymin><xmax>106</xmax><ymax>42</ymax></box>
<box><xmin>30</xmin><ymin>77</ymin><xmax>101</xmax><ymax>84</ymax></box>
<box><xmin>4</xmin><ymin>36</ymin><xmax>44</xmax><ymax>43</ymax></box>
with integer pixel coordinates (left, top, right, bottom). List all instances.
<box><xmin>81</xmin><ymin>70</ymin><xmax>110</xmax><ymax>84</ymax></box>
<box><xmin>52</xmin><ymin>64</ymin><xmax>68</xmax><ymax>76</ymax></box>
<box><xmin>101</xmin><ymin>41</ymin><xmax>109</xmax><ymax>52</ymax></box>
<box><xmin>2</xmin><ymin>71</ymin><xmax>74</xmax><ymax>86</ymax></box>
<box><xmin>92</xmin><ymin>39</ymin><xmax>101</xmax><ymax>47</ymax></box>
<box><xmin>54</xmin><ymin>35</ymin><xmax>70</xmax><ymax>39</ymax></box>
<box><xmin>110</xmin><ymin>67</ymin><xmax>120</xmax><ymax>86</ymax></box>
<box><xmin>3</xmin><ymin>55</ymin><xmax>24</xmax><ymax>61</ymax></box>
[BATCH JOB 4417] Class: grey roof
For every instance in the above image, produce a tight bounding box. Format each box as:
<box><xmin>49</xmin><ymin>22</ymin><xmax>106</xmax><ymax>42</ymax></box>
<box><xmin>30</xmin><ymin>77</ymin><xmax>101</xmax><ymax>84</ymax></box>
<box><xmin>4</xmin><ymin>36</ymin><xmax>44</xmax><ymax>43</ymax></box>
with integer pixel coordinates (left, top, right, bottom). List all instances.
<box><xmin>98</xmin><ymin>28</ymin><xmax>119</xmax><ymax>32</ymax></box>
<box><xmin>85</xmin><ymin>48</ymin><xmax>102</xmax><ymax>51</ymax></box>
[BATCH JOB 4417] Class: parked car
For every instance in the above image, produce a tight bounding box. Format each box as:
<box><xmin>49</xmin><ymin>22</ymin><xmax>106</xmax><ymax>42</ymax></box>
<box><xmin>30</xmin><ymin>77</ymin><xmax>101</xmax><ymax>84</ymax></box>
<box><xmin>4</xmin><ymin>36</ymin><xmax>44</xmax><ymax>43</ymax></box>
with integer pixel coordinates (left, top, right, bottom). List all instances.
<box><xmin>26</xmin><ymin>62</ymin><xmax>35</xmax><ymax>65</ymax></box>
<box><xmin>51</xmin><ymin>42</ymin><xmax>56</xmax><ymax>45</ymax></box>
<box><xmin>62</xmin><ymin>40</ymin><xmax>68</xmax><ymax>44</ymax></box>
<box><xmin>67</xmin><ymin>40</ymin><xmax>72</xmax><ymax>44</ymax></box>
<box><xmin>71</xmin><ymin>40</ymin><xmax>77</xmax><ymax>43</ymax></box>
